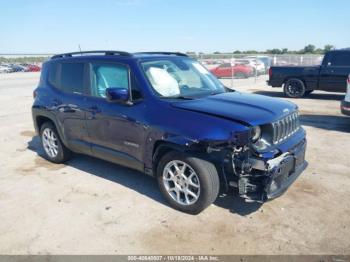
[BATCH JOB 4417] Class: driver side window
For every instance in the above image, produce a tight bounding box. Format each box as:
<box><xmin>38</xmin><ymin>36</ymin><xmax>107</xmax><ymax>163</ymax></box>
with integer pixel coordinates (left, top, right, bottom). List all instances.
<box><xmin>90</xmin><ymin>63</ymin><xmax>129</xmax><ymax>98</ymax></box>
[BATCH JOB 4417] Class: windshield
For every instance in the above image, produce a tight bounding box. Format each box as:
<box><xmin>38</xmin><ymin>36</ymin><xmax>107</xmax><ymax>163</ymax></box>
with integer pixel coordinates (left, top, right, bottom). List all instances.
<box><xmin>141</xmin><ymin>58</ymin><xmax>225</xmax><ymax>98</ymax></box>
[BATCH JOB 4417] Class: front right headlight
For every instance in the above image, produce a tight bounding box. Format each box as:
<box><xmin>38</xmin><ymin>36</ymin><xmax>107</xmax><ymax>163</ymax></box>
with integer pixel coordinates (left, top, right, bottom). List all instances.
<box><xmin>252</xmin><ymin>138</ymin><xmax>269</xmax><ymax>151</ymax></box>
<box><xmin>250</xmin><ymin>126</ymin><xmax>261</xmax><ymax>142</ymax></box>
<box><xmin>250</xmin><ymin>125</ymin><xmax>270</xmax><ymax>151</ymax></box>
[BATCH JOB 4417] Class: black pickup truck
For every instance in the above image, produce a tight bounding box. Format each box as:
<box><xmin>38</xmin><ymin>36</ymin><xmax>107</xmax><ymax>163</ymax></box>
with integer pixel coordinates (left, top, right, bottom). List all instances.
<box><xmin>267</xmin><ymin>49</ymin><xmax>350</xmax><ymax>98</ymax></box>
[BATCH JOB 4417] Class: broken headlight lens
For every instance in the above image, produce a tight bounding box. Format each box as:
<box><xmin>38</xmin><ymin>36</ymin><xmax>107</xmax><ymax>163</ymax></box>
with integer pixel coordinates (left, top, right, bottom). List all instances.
<box><xmin>250</xmin><ymin>126</ymin><xmax>261</xmax><ymax>142</ymax></box>
<box><xmin>252</xmin><ymin>139</ymin><xmax>269</xmax><ymax>151</ymax></box>
<box><xmin>251</xmin><ymin>126</ymin><xmax>269</xmax><ymax>151</ymax></box>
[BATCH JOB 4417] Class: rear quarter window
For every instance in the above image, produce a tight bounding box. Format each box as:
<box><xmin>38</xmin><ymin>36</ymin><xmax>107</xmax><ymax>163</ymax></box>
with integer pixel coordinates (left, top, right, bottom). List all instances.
<box><xmin>48</xmin><ymin>62</ymin><xmax>59</xmax><ymax>88</ymax></box>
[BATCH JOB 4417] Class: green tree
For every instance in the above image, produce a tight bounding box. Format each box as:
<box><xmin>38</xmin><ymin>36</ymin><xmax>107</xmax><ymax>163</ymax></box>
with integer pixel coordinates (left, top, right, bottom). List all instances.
<box><xmin>324</xmin><ymin>44</ymin><xmax>335</xmax><ymax>52</ymax></box>
<box><xmin>244</xmin><ymin>50</ymin><xmax>258</xmax><ymax>54</ymax></box>
<box><xmin>315</xmin><ymin>48</ymin><xmax>324</xmax><ymax>54</ymax></box>
<box><xmin>267</xmin><ymin>48</ymin><xmax>282</xmax><ymax>54</ymax></box>
<box><xmin>281</xmin><ymin>48</ymin><xmax>288</xmax><ymax>54</ymax></box>
<box><xmin>233</xmin><ymin>50</ymin><xmax>241</xmax><ymax>54</ymax></box>
<box><xmin>303</xmin><ymin>44</ymin><xmax>316</xmax><ymax>53</ymax></box>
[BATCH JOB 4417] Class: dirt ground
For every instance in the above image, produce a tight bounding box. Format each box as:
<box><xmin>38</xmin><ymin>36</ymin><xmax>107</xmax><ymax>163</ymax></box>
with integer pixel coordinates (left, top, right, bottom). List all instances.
<box><xmin>0</xmin><ymin>72</ymin><xmax>349</xmax><ymax>255</ymax></box>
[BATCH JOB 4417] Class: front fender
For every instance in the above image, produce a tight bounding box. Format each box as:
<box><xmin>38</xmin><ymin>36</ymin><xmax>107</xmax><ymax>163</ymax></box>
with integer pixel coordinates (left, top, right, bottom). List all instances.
<box><xmin>143</xmin><ymin>127</ymin><xmax>250</xmax><ymax>175</ymax></box>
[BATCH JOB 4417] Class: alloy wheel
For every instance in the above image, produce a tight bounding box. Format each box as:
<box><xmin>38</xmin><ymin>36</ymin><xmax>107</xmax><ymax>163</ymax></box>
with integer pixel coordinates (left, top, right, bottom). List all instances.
<box><xmin>162</xmin><ymin>160</ymin><xmax>201</xmax><ymax>205</ymax></box>
<box><xmin>42</xmin><ymin>128</ymin><xmax>59</xmax><ymax>158</ymax></box>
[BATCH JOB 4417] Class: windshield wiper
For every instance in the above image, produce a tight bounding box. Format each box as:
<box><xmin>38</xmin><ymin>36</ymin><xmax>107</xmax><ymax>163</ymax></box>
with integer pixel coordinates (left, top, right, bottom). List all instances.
<box><xmin>210</xmin><ymin>91</ymin><xmax>224</xmax><ymax>96</ymax></box>
<box><xmin>160</xmin><ymin>95</ymin><xmax>194</xmax><ymax>100</ymax></box>
<box><xmin>224</xmin><ymin>86</ymin><xmax>236</xmax><ymax>93</ymax></box>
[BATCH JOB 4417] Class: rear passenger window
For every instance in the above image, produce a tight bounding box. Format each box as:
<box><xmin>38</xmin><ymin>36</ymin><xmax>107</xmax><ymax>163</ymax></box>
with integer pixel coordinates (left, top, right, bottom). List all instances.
<box><xmin>60</xmin><ymin>63</ymin><xmax>85</xmax><ymax>94</ymax></box>
<box><xmin>90</xmin><ymin>63</ymin><xmax>129</xmax><ymax>98</ymax></box>
<box><xmin>330</xmin><ymin>52</ymin><xmax>350</xmax><ymax>66</ymax></box>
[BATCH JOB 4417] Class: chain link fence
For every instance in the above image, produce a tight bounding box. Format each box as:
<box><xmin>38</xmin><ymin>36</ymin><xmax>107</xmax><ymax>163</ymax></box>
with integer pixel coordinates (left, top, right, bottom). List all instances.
<box><xmin>0</xmin><ymin>53</ymin><xmax>323</xmax><ymax>89</ymax></box>
<box><xmin>191</xmin><ymin>53</ymin><xmax>324</xmax><ymax>88</ymax></box>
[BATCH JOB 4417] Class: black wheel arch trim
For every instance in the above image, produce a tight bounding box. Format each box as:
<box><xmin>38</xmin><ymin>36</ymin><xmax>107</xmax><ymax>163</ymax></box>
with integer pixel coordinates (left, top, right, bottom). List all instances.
<box><xmin>32</xmin><ymin>108</ymin><xmax>69</xmax><ymax>148</ymax></box>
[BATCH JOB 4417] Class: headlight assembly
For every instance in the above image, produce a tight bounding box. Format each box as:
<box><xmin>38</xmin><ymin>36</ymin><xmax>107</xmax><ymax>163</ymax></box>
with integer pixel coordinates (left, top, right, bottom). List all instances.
<box><xmin>250</xmin><ymin>126</ymin><xmax>261</xmax><ymax>142</ymax></box>
<box><xmin>252</xmin><ymin>139</ymin><xmax>269</xmax><ymax>151</ymax></box>
<box><xmin>251</xmin><ymin>125</ymin><xmax>270</xmax><ymax>151</ymax></box>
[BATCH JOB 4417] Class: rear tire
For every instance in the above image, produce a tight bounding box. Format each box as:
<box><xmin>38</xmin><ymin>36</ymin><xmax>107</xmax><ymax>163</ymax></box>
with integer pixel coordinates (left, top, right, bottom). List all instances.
<box><xmin>157</xmin><ymin>151</ymin><xmax>220</xmax><ymax>214</ymax></box>
<box><xmin>40</xmin><ymin>122</ymin><xmax>71</xmax><ymax>163</ymax></box>
<box><xmin>284</xmin><ymin>79</ymin><xmax>306</xmax><ymax>98</ymax></box>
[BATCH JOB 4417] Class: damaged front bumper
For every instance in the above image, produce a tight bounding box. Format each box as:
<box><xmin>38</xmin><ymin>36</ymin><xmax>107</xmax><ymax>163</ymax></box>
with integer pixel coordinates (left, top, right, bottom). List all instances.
<box><xmin>235</xmin><ymin>139</ymin><xmax>307</xmax><ymax>202</ymax></box>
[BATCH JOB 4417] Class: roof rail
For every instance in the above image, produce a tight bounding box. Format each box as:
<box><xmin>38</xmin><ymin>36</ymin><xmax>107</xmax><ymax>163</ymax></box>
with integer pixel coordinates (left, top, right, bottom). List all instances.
<box><xmin>51</xmin><ymin>50</ymin><xmax>131</xmax><ymax>59</ymax></box>
<box><xmin>133</xmin><ymin>52</ymin><xmax>188</xmax><ymax>57</ymax></box>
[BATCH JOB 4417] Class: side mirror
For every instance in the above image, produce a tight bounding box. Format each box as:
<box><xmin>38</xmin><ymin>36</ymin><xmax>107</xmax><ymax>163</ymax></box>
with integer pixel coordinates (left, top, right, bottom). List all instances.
<box><xmin>105</xmin><ymin>87</ymin><xmax>129</xmax><ymax>103</ymax></box>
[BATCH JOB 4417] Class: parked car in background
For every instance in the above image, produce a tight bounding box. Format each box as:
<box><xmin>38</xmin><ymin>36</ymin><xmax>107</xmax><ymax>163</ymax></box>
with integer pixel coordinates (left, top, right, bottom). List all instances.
<box><xmin>246</xmin><ymin>56</ymin><xmax>272</xmax><ymax>73</ymax></box>
<box><xmin>268</xmin><ymin>49</ymin><xmax>350</xmax><ymax>98</ymax></box>
<box><xmin>210</xmin><ymin>62</ymin><xmax>254</xmax><ymax>78</ymax></box>
<box><xmin>236</xmin><ymin>58</ymin><xmax>265</xmax><ymax>75</ymax></box>
<box><xmin>0</xmin><ymin>64</ymin><xmax>14</xmax><ymax>73</ymax></box>
<box><xmin>32</xmin><ymin>50</ymin><xmax>307</xmax><ymax>214</ymax></box>
<box><xmin>22</xmin><ymin>63</ymin><xmax>41</xmax><ymax>72</ymax></box>
<box><xmin>341</xmin><ymin>74</ymin><xmax>350</xmax><ymax>116</ymax></box>
<box><xmin>8</xmin><ymin>64</ymin><xmax>27</xmax><ymax>72</ymax></box>
<box><xmin>0</xmin><ymin>63</ymin><xmax>41</xmax><ymax>73</ymax></box>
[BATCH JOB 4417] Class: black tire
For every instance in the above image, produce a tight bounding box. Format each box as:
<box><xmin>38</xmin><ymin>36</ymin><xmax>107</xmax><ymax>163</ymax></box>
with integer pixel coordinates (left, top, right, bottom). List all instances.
<box><xmin>157</xmin><ymin>151</ymin><xmax>220</xmax><ymax>214</ymax></box>
<box><xmin>40</xmin><ymin>122</ymin><xmax>71</xmax><ymax>163</ymax></box>
<box><xmin>283</xmin><ymin>78</ymin><xmax>306</xmax><ymax>98</ymax></box>
<box><xmin>304</xmin><ymin>90</ymin><xmax>314</xmax><ymax>96</ymax></box>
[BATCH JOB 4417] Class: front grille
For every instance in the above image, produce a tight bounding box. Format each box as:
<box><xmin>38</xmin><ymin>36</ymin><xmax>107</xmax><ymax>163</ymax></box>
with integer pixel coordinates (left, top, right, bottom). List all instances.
<box><xmin>272</xmin><ymin>112</ymin><xmax>300</xmax><ymax>144</ymax></box>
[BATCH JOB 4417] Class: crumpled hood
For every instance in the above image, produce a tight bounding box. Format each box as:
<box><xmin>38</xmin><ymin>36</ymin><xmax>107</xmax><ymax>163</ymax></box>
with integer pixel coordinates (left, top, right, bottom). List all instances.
<box><xmin>171</xmin><ymin>92</ymin><xmax>297</xmax><ymax>126</ymax></box>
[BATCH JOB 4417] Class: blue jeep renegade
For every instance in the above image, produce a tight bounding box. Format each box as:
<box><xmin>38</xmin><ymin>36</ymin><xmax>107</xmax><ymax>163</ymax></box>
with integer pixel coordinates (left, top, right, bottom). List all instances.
<box><xmin>32</xmin><ymin>51</ymin><xmax>307</xmax><ymax>214</ymax></box>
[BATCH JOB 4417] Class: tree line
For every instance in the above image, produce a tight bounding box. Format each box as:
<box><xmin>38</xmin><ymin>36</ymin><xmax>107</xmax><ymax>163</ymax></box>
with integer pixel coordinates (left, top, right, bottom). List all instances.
<box><xmin>244</xmin><ymin>44</ymin><xmax>334</xmax><ymax>54</ymax></box>
<box><xmin>186</xmin><ymin>44</ymin><xmax>336</xmax><ymax>55</ymax></box>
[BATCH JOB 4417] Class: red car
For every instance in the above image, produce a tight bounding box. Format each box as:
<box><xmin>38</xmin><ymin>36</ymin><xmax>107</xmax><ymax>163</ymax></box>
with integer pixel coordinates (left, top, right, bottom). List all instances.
<box><xmin>210</xmin><ymin>63</ymin><xmax>253</xmax><ymax>78</ymax></box>
<box><xmin>20</xmin><ymin>64</ymin><xmax>41</xmax><ymax>72</ymax></box>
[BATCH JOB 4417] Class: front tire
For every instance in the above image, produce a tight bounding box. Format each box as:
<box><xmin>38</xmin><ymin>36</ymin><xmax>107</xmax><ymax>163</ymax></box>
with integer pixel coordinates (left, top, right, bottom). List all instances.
<box><xmin>157</xmin><ymin>151</ymin><xmax>220</xmax><ymax>214</ymax></box>
<box><xmin>284</xmin><ymin>78</ymin><xmax>306</xmax><ymax>98</ymax></box>
<box><xmin>40</xmin><ymin>122</ymin><xmax>71</xmax><ymax>163</ymax></box>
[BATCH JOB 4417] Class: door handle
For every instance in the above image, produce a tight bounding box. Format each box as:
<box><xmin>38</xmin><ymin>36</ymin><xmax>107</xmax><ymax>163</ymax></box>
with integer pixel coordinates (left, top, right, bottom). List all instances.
<box><xmin>62</xmin><ymin>107</ymin><xmax>76</xmax><ymax>113</ymax></box>
<box><xmin>58</xmin><ymin>105</ymin><xmax>77</xmax><ymax>113</ymax></box>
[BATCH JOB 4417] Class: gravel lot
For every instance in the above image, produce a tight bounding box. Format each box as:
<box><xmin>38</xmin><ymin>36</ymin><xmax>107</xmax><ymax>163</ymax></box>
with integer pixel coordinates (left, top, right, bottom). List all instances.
<box><xmin>0</xmin><ymin>72</ymin><xmax>349</xmax><ymax>255</ymax></box>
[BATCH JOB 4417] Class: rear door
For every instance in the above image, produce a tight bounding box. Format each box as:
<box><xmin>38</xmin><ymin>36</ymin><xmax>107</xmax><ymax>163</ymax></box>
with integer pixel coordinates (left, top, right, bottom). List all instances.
<box><xmin>319</xmin><ymin>51</ymin><xmax>350</xmax><ymax>92</ymax></box>
<box><xmin>48</xmin><ymin>61</ymin><xmax>91</xmax><ymax>152</ymax></box>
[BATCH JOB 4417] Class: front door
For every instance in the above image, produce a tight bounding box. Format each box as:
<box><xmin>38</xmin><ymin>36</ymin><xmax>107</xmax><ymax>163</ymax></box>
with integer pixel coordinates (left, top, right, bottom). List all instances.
<box><xmin>84</xmin><ymin>62</ymin><xmax>146</xmax><ymax>171</ymax></box>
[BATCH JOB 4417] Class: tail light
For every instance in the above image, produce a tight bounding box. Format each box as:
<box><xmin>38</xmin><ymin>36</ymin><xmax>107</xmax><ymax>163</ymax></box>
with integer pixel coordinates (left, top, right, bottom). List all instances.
<box><xmin>33</xmin><ymin>90</ymin><xmax>37</xmax><ymax>99</ymax></box>
<box><xmin>347</xmin><ymin>75</ymin><xmax>350</xmax><ymax>84</ymax></box>
<box><xmin>268</xmin><ymin>68</ymin><xmax>272</xmax><ymax>78</ymax></box>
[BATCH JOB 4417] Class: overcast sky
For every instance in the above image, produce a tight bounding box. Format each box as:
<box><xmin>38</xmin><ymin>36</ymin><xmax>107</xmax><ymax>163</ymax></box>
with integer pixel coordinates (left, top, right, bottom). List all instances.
<box><xmin>1</xmin><ymin>0</ymin><xmax>349</xmax><ymax>53</ymax></box>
